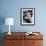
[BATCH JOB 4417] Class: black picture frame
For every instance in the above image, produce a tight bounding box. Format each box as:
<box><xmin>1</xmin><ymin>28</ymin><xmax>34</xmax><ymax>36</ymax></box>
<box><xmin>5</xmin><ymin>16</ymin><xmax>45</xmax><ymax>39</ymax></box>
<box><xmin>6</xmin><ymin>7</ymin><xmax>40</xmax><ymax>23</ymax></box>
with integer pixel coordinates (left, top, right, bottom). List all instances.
<box><xmin>20</xmin><ymin>8</ymin><xmax>35</xmax><ymax>26</ymax></box>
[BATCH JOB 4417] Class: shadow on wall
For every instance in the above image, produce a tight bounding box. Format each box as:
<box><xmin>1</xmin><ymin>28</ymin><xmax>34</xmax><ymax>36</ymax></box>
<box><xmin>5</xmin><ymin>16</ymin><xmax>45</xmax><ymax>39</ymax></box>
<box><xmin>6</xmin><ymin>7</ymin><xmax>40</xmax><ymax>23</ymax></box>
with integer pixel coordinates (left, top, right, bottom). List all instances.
<box><xmin>0</xmin><ymin>16</ymin><xmax>5</xmax><ymax>46</ymax></box>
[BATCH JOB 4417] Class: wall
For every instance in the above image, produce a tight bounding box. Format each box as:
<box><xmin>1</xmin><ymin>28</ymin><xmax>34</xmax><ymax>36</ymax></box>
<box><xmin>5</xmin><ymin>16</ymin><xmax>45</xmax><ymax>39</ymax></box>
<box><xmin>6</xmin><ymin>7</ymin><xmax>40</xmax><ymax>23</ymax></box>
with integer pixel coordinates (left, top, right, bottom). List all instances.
<box><xmin>0</xmin><ymin>0</ymin><xmax>46</xmax><ymax>46</ymax></box>
<box><xmin>0</xmin><ymin>0</ymin><xmax>46</xmax><ymax>32</ymax></box>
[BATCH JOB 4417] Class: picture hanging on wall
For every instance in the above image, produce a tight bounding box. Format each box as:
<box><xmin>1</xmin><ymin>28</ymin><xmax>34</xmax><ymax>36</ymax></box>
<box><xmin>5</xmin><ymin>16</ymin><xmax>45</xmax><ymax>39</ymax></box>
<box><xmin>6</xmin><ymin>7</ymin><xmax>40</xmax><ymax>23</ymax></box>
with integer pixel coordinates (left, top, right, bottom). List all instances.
<box><xmin>20</xmin><ymin>8</ymin><xmax>35</xmax><ymax>26</ymax></box>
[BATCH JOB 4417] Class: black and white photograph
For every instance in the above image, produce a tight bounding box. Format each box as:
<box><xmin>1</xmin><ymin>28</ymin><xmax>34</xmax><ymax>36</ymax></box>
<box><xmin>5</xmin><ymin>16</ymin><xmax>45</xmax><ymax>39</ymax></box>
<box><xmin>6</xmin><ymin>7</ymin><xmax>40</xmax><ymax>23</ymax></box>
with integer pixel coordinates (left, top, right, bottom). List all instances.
<box><xmin>20</xmin><ymin>8</ymin><xmax>35</xmax><ymax>25</ymax></box>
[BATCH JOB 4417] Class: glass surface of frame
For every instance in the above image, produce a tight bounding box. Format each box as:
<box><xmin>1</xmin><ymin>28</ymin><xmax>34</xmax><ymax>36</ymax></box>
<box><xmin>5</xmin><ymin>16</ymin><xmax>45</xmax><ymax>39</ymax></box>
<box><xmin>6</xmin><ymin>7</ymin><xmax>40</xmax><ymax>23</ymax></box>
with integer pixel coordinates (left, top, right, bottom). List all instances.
<box><xmin>20</xmin><ymin>8</ymin><xmax>35</xmax><ymax>26</ymax></box>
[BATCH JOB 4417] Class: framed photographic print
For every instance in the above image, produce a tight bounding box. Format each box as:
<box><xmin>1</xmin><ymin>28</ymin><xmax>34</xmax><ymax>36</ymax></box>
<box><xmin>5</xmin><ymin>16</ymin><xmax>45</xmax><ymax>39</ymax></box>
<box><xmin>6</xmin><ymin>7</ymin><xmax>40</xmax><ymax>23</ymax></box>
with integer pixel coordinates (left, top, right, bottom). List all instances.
<box><xmin>20</xmin><ymin>8</ymin><xmax>35</xmax><ymax>26</ymax></box>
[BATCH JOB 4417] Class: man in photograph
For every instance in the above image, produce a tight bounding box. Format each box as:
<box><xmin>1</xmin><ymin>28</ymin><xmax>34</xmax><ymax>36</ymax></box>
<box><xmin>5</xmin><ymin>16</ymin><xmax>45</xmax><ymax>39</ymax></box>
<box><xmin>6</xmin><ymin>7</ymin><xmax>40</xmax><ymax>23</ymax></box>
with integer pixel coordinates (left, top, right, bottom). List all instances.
<box><xmin>23</xmin><ymin>10</ymin><xmax>33</xmax><ymax>23</ymax></box>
